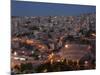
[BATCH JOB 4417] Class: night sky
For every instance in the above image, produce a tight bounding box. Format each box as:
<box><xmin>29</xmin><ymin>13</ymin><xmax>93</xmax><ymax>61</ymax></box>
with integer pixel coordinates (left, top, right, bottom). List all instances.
<box><xmin>11</xmin><ymin>1</ymin><xmax>96</xmax><ymax>16</ymax></box>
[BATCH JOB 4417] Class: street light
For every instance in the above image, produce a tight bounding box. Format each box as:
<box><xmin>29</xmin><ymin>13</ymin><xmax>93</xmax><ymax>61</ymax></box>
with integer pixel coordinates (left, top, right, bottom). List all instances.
<box><xmin>91</xmin><ymin>33</ymin><xmax>96</xmax><ymax>37</ymax></box>
<box><xmin>65</xmin><ymin>44</ymin><xmax>69</xmax><ymax>48</ymax></box>
<box><xmin>14</xmin><ymin>51</ymin><xmax>17</xmax><ymax>56</ymax></box>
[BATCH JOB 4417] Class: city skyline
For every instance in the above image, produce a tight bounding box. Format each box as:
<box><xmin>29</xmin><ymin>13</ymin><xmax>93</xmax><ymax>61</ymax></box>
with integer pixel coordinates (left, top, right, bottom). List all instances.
<box><xmin>11</xmin><ymin>1</ymin><xmax>96</xmax><ymax>74</ymax></box>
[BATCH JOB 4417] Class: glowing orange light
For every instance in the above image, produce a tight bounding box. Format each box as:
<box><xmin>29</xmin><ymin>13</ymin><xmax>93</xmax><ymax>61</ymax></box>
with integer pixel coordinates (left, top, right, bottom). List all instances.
<box><xmin>26</xmin><ymin>39</ymin><xmax>33</xmax><ymax>44</ymax></box>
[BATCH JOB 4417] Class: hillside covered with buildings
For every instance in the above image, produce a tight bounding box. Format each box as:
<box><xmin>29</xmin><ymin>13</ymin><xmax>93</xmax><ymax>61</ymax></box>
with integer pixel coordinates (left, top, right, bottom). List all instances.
<box><xmin>11</xmin><ymin>13</ymin><xmax>96</xmax><ymax>74</ymax></box>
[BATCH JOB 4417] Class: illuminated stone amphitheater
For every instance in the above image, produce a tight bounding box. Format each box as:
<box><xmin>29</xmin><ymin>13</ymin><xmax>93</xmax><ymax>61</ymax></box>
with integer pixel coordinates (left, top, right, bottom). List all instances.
<box><xmin>60</xmin><ymin>44</ymin><xmax>90</xmax><ymax>61</ymax></box>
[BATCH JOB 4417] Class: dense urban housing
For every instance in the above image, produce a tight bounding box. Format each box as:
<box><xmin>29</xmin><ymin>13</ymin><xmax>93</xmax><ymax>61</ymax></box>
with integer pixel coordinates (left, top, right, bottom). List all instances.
<box><xmin>11</xmin><ymin>13</ymin><xmax>96</xmax><ymax>74</ymax></box>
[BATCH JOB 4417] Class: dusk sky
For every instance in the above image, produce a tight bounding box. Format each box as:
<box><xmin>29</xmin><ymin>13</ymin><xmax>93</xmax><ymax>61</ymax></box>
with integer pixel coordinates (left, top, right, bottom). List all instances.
<box><xmin>11</xmin><ymin>1</ymin><xmax>96</xmax><ymax>16</ymax></box>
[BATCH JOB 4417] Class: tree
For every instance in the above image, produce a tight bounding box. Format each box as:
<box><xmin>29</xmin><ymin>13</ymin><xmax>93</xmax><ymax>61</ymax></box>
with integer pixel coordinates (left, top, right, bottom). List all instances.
<box><xmin>20</xmin><ymin>63</ymin><xmax>33</xmax><ymax>73</ymax></box>
<box><xmin>35</xmin><ymin>61</ymin><xmax>72</xmax><ymax>73</ymax></box>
